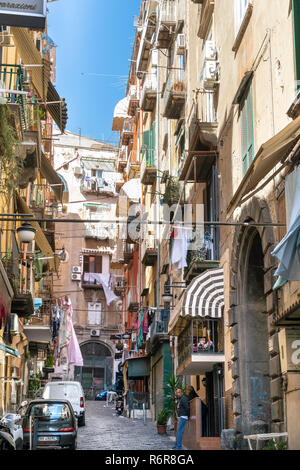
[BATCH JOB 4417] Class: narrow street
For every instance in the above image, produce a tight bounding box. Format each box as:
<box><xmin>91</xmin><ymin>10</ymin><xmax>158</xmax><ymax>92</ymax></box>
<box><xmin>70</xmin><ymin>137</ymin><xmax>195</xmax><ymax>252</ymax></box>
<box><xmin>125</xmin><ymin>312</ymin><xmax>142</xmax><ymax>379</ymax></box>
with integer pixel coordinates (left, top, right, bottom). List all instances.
<box><xmin>77</xmin><ymin>401</ymin><xmax>175</xmax><ymax>451</ymax></box>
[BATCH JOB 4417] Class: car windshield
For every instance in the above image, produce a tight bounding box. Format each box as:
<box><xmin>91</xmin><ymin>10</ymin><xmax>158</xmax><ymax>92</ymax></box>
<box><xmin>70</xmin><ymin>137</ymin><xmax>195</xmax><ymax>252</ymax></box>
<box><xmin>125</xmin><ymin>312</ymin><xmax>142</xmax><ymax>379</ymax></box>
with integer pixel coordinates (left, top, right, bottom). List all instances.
<box><xmin>29</xmin><ymin>403</ymin><xmax>72</xmax><ymax>422</ymax></box>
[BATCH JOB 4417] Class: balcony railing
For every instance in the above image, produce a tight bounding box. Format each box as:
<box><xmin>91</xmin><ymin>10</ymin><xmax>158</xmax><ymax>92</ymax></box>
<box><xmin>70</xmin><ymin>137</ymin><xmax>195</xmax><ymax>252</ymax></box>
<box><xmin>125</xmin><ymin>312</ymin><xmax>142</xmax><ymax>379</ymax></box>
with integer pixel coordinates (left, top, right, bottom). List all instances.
<box><xmin>141</xmin><ymin>149</ymin><xmax>156</xmax><ymax>185</ymax></box>
<box><xmin>140</xmin><ymin>75</ymin><xmax>157</xmax><ymax>112</ymax></box>
<box><xmin>185</xmin><ymin>229</ymin><xmax>220</xmax><ymax>280</ymax></box>
<box><xmin>121</xmin><ymin>118</ymin><xmax>134</xmax><ymax>146</ymax></box>
<box><xmin>81</xmin><ymin>177</ymin><xmax>115</xmax><ymax>195</ymax></box>
<box><xmin>0</xmin><ymin>64</ymin><xmax>27</xmax><ymax>130</ymax></box>
<box><xmin>178</xmin><ymin>318</ymin><xmax>224</xmax><ymax>369</ymax></box>
<box><xmin>195</xmin><ymin>89</ymin><xmax>217</xmax><ymax>123</ymax></box>
<box><xmin>150</xmin><ymin>309</ymin><xmax>169</xmax><ymax>343</ymax></box>
<box><xmin>141</xmin><ymin>237</ymin><xmax>158</xmax><ymax>266</ymax></box>
<box><xmin>163</xmin><ymin>69</ymin><xmax>185</xmax><ymax>119</ymax></box>
<box><xmin>84</xmin><ymin>223</ymin><xmax>110</xmax><ymax>240</ymax></box>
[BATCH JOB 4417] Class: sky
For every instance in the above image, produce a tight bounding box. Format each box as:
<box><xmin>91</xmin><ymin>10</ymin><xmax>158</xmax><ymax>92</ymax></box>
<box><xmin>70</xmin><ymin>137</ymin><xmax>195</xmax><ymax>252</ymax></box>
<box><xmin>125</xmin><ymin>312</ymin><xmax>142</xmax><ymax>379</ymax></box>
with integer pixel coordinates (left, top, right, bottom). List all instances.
<box><xmin>47</xmin><ymin>0</ymin><xmax>141</xmax><ymax>144</ymax></box>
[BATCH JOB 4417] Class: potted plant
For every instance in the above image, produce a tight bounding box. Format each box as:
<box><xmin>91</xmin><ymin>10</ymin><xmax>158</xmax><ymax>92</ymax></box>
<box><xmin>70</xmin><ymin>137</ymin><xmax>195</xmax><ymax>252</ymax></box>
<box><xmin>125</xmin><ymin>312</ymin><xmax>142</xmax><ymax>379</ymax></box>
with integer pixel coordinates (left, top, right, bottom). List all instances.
<box><xmin>157</xmin><ymin>408</ymin><xmax>169</xmax><ymax>435</ymax></box>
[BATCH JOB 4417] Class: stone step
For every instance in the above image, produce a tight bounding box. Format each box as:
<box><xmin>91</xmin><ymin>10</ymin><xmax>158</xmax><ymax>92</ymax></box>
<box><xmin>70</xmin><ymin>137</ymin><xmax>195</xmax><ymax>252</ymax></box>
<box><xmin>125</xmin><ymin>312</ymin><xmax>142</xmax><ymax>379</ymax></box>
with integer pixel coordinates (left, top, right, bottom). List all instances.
<box><xmin>198</xmin><ymin>437</ymin><xmax>221</xmax><ymax>450</ymax></box>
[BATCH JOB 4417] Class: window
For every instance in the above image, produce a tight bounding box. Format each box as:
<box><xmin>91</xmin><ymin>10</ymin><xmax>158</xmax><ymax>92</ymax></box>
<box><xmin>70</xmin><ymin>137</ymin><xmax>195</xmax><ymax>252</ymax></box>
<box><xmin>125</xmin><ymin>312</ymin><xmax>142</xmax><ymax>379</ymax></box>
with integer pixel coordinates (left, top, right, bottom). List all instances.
<box><xmin>88</xmin><ymin>302</ymin><xmax>102</xmax><ymax>325</ymax></box>
<box><xmin>240</xmin><ymin>83</ymin><xmax>254</xmax><ymax>175</ymax></box>
<box><xmin>83</xmin><ymin>255</ymin><xmax>102</xmax><ymax>274</ymax></box>
<box><xmin>235</xmin><ymin>0</ymin><xmax>250</xmax><ymax>32</ymax></box>
<box><xmin>142</xmin><ymin>121</ymin><xmax>156</xmax><ymax>166</ymax></box>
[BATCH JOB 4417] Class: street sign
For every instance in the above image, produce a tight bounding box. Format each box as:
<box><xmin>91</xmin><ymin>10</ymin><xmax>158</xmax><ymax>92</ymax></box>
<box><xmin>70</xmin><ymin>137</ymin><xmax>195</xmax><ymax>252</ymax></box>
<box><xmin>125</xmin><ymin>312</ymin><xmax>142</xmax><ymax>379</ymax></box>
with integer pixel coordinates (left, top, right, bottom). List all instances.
<box><xmin>278</xmin><ymin>328</ymin><xmax>300</xmax><ymax>373</ymax></box>
<box><xmin>0</xmin><ymin>0</ymin><xmax>46</xmax><ymax>29</ymax></box>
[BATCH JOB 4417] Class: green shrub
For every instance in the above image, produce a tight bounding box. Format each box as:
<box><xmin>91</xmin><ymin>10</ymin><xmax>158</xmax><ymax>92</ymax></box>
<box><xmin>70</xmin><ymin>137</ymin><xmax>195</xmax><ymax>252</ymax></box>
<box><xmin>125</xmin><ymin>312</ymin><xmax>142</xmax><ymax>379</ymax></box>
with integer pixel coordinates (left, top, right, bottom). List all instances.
<box><xmin>157</xmin><ymin>408</ymin><xmax>169</xmax><ymax>425</ymax></box>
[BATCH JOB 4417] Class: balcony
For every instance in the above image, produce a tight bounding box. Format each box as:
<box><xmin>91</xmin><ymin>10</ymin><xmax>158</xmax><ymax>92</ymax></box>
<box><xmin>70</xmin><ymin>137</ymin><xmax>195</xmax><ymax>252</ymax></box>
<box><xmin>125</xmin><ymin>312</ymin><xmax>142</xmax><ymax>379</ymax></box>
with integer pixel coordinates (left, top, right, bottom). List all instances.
<box><xmin>136</xmin><ymin>8</ymin><xmax>157</xmax><ymax>73</ymax></box>
<box><xmin>23</xmin><ymin>305</ymin><xmax>52</xmax><ymax>343</ymax></box>
<box><xmin>128</xmin><ymin>85</ymin><xmax>139</xmax><ymax>116</ymax></box>
<box><xmin>84</xmin><ymin>223</ymin><xmax>110</xmax><ymax>240</ymax></box>
<box><xmin>184</xmin><ymin>230</ymin><xmax>219</xmax><ymax>283</ymax></box>
<box><xmin>157</xmin><ymin>1</ymin><xmax>177</xmax><ymax>49</ymax></box>
<box><xmin>141</xmin><ymin>237</ymin><xmax>158</xmax><ymax>266</ymax></box>
<box><xmin>127</xmin><ymin>286</ymin><xmax>139</xmax><ymax>313</ymax></box>
<box><xmin>118</xmin><ymin>150</ymin><xmax>128</xmax><ymax>172</ymax></box>
<box><xmin>141</xmin><ymin>149</ymin><xmax>156</xmax><ymax>185</ymax></box>
<box><xmin>187</xmin><ymin>89</ymin><xmax>218</xmax><ymax>151</ymax></box>
<box><xmin>177</xmin><ymin>318</ymin><xmax>225</xmax><ymax>376</ymax></box>
<box><xmin>121</xmin><ymin>118</ymin><xmax>134</xmax><ymax>146</ymax></box>
<box><xmin>123</xmin><ymin>242</ymin><xmax>134</xmax><ymax>263</ymax></box>
<box><xmin>162</xmin><ymin>69</ymin><xmax>185</xmax><ymax>119</ymax></box>
<box><xmin>150</xmin><ymin>309</ymin><xmax>169</xmax><ymax>344</ymax></box>
<box><xmin>82</xmin><ymin>272</ymin><xmax>104</xmax><ymax>289</ymax></box>
<box><xmin>140</xmin><ymin>75</ymin><xmax>157</xmax><ymax>112</ymax></box>
<box><xmin>0</xmin><ymin>64</ymin><xmax>27</xmax><ymax>134</ymax></box>
<box><xmin>81</xmin><ymin>177</ymin><xmax>116</xmax><ymax>196</ymax></box>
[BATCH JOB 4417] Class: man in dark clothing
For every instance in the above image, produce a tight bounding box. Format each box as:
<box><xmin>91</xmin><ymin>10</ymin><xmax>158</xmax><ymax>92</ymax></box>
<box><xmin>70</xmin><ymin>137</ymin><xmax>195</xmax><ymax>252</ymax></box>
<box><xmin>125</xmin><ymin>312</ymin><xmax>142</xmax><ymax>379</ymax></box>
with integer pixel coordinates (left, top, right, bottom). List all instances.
<box><xmin>173</xmin><ymin>389</ymin><xmax>189</xmax><ymax>450</ymax></box>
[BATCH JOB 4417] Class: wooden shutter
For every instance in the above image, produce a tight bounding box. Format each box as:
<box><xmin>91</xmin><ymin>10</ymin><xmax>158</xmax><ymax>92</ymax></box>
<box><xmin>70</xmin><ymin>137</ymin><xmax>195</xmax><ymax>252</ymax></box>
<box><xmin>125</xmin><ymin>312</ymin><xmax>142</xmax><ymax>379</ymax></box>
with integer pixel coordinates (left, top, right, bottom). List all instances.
<box><xmin>83</xmin><ymin>256</ymin><xmax>90</xmax><ymax>274</ymax></box>
<box><xmin>88</xmin><ymin>302</ymin><xmax>96</xmax><ymax>325</ymax></box>
<box><xmin>142</xmin><ymin>130</ymin><xmax>150</xmax><ymax>165</ymax></box>
<box><xmin>241</xmin><ymin>84</ymin><xmax>254</xmax><ymax>176</ymax></box>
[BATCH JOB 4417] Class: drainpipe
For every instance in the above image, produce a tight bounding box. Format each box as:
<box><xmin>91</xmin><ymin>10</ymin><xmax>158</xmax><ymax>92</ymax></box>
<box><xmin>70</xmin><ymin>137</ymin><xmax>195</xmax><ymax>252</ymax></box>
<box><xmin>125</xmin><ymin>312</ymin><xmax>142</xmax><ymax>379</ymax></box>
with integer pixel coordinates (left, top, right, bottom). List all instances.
<box><xmin>156</xmin><ymin>48</ymin><xmax>161</xmax><ymax>315</ymax></box>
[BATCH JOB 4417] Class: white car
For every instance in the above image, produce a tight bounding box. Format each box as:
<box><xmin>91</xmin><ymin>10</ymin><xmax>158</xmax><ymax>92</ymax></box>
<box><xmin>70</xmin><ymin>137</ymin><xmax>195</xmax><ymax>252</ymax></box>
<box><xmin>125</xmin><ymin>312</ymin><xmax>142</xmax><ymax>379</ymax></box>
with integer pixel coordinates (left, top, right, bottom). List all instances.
<box><xmin>42</xmin><ymin>381</ymin><xmax>86</xmax><ymax>426</ymax></box>
<box><xmin>0</xmin><ymin>413</ymin><xmax>23</xmax><ymax>450</ymax></box>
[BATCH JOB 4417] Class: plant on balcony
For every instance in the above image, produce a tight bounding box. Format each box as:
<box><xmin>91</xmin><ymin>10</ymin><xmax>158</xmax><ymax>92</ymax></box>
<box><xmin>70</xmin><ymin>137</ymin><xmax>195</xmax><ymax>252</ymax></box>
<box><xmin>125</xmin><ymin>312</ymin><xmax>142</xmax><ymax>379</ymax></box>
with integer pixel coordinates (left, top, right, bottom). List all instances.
<box><xmin>0</xmin><ymin>105</ymin><xmax>22</xmax><ymax>202</ymax></box>
<box><xmin>197</xmin><ymin>340</ymin><xmax>214</xmax><ymax>351</ymax></box>
<box><xmin>163</xmin><ymin>176</ymin><xmax>180</xmax><ymax>206</ymax></box>
<box><xmin>45</xmin><ymin>353</ymin><xmax>54</xmax><ymax>368</ymax></box>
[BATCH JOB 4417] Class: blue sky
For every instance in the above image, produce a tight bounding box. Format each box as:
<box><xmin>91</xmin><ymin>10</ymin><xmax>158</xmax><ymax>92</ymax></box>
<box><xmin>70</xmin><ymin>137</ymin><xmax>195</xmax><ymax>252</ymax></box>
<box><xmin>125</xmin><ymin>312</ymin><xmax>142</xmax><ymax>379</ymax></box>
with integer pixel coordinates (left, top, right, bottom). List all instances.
<box><xmin>47</xmin><ymin>0</ymin><xmax>141</xmax><ymax>144</ymax></box>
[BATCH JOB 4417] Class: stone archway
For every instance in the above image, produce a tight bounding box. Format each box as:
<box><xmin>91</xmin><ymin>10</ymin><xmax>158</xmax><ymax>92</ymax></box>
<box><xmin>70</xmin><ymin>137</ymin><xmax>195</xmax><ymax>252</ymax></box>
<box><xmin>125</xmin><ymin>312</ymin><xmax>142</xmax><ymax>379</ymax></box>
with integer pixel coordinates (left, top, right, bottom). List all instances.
<box><xmin>75</xmin><ymin>341</ymin><xmax>114</xmax><ymax>397</ymax></box>
<box><xmin>228</xmin><ymin>198</ymin><xmax>275</xmax><ymax>440</ymax></box>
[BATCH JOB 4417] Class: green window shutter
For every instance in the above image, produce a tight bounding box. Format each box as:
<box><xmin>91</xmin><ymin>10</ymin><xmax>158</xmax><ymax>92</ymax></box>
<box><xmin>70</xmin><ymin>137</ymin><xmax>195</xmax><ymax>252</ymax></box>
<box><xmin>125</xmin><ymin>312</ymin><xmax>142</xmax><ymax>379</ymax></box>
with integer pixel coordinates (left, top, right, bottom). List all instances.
<box><xmin>292</xmin><ymin>0</ymin><xmax>300</xmax><ymax>84</ymax></box>
<box><xmin>151</xmin><ymin>121</ymin><xmax>156</xmax><ymax>166</ymax></box>
<box><xmin>142</xmin><ymin>130</ymin><xmax>150</xmax><ymax>163</ymax></box>
<box><xmin>241</xmin><ymin>84</ymin><xmax>254</xmax><ymax>176</ymax></box>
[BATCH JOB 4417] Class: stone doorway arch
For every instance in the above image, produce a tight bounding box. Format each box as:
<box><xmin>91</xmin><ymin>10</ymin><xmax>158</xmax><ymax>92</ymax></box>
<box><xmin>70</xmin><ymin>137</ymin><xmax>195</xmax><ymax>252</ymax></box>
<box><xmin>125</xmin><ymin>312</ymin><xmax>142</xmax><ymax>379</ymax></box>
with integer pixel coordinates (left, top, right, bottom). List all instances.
<box><xmin>229</xmin><ymin>198</ymin><xmax>275</xmax><ymax>442</ymax></box>
<box><xmin>74</xmin><ymin>341</ymin><xmax>113</xmax><ymax>398</ymax></box>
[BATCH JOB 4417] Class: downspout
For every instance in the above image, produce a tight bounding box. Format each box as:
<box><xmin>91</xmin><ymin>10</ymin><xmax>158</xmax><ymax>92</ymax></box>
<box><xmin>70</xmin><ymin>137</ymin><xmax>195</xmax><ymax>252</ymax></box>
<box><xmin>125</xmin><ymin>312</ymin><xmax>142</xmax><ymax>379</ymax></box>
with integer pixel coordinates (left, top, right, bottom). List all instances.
<box><xmin>156</xmin><ymin>47</ymin><xmax>161</xmax><ymax>315</ymax></box>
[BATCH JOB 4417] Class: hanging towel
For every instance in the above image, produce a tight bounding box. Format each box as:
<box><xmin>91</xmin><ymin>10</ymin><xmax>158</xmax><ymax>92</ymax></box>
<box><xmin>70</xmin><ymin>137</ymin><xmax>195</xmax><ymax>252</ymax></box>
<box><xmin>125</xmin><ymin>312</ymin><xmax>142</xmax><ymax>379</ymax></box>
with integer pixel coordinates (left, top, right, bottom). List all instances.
<box><xmin>272</xmin><ymin>165</ymin><xmax>300</xmax><ymax>287</ymax></box>
<box><xmin>0</xmin><ymin>295</ymin><xmax>7</xmax><ymax>330</ymax></box>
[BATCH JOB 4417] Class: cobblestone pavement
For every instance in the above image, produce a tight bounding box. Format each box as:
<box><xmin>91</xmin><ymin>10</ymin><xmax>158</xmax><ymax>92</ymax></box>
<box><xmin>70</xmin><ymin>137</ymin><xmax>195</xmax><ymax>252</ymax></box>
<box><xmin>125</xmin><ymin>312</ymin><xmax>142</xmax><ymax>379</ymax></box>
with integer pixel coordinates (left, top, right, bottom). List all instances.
<box><xmin>77</xmin><ymin>400</ymin><xmax>176</xmax><ymax>451</ymax></box>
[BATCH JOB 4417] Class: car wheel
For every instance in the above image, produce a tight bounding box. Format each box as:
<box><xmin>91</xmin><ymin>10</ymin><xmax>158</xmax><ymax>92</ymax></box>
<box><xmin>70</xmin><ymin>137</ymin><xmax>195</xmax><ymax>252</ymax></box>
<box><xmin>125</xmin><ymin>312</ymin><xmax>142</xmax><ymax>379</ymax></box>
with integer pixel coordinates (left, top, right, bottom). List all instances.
<box><xmin>78</xmin><ymin>413</ymin><xmax>85</xmax><ymax>427</ymax></box>
<box><xmin>68</xmin><ymin>438</ymin><xmax>77</xmax><ymax>450</ymax></box>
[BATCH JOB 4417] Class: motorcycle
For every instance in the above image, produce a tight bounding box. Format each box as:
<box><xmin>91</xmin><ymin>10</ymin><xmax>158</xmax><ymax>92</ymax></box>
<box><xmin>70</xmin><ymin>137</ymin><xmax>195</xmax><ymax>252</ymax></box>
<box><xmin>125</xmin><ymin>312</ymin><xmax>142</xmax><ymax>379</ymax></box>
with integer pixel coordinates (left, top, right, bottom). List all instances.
<box><xmin>115</xmin><ymin>392</ymin><xmax>124</xmax><ymax>416</ymax></box>
<box><xmin>0</xmin><ymin>422</ymin><xmax>16</xmax><ymax>450</ymax></box>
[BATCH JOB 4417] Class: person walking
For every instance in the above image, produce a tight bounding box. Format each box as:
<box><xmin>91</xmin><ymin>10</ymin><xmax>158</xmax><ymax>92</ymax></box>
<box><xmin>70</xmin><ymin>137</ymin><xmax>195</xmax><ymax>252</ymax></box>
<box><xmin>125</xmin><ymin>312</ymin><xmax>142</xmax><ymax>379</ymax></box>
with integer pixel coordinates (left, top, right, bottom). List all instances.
<box><xmin>173</xmin><ymin>389</ymin><xmax>190</xmax><ymax>450</ymax></box>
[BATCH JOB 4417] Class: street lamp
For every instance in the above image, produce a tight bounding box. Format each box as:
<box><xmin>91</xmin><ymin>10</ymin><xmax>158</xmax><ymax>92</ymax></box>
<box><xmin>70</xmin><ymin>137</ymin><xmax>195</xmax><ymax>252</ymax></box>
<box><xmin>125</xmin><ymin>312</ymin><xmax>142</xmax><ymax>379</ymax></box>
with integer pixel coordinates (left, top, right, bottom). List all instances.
<box><xmin>16</xmin><ymin>223</ymin><xmax>36</xmax><ymax>244</ymax></box>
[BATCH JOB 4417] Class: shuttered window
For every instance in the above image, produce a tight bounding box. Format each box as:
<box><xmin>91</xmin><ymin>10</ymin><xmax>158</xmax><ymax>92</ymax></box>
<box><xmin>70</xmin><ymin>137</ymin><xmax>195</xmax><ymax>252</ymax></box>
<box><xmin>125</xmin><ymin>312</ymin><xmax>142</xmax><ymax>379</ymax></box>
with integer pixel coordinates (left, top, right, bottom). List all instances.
<box><xmin>142</xmin><ymin>121</ymin><xmax>156</xmax><ymax>166</ymax></box>
<box><xmin>240</xmin><ymin>83</ymin><xmax>254</xmax><ymax>176</ymax></box>
<box><xmin>88</xmin><ymin>302</ymin><xmax>102</xmax><ymax>325</ymax></box>
<box><xmin>83</xmin><ymin>255</ymin><xmax>102</xmax><ymax>274</ymax></box>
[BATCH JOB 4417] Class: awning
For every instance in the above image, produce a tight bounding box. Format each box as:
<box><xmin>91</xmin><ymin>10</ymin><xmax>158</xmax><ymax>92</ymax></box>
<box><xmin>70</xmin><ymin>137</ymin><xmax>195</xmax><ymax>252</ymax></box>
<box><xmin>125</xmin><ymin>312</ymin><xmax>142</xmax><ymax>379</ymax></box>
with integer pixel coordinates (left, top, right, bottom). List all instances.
<box><xmin>228</xmin><ymin>115</ymin><xmax>300</xmax><ymax>212</ymax></box>
<box><xmin>169</xmin><ymin>268</ymin><xmax>224</xmax><ymax>335</ymax></box>
<box><xmin>40</xmin><ymin>153</ymin><xmax>64</xmax><ymax>202</ymax></box>
<box><xmin>11</xmin><ymin>27</ymin><xmax>50</xmax><ymax>101</ymax></box>
<box><xmin>82</xmin><ymin>159</ymin><xmax>115</xmax><ymax>172</ymax></box>
<box><xmin>46</xmin><ymin>81</ymin><xmax>68</xmax><ymax>133</ymax></box>
<box><xmin>126</xmin><ymin>356</ymin><xmax>150</xmax><ymax>378</ymax></box>
<box><xmin>119</xmin><ymin>178</ymin><xmax>141</xmax><ymax>203</ymax></box>
<box><xmin>23</xmin><ymin>326</ymin><xmax>52</xmax><ymax>343</ymax></box>
<box><xmin>112</xmin><ymin>97</ymin><xmax>130</xmax><ymax>131</ymax></box>
<box><xmin>0</xmin><ymin>342</ymin><xmax>20</xmax><ymax>358</ymax></box>
<box><xmin>16</xmin><ymin>194</ymin><xmax>59</xmax><ymax>272</ymax></box>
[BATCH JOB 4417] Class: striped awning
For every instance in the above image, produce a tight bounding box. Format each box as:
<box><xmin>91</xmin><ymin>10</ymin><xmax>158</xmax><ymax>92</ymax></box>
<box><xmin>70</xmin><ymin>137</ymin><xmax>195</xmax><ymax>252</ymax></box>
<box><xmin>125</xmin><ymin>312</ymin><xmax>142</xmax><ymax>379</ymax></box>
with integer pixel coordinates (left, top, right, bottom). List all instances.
<box><xmin>182</xmin><ymin>268</ymin><xmax>224</xmax><ymax>318</ymax></box>
<box><xmin>46</xmin><ymin>82</ymin><xmax>68</xmax><ymax>133</ymax></box>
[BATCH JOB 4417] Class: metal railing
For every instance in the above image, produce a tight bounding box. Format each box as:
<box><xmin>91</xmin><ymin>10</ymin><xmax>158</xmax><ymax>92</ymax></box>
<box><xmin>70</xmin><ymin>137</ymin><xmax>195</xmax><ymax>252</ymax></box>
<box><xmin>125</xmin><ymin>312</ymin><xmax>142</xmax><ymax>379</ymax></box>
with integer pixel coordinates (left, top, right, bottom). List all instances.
<box><xmin>186</xmin><ymin>228</ymin><xmax>219</xmax><ymax>265</ymax></box>
<box><xmin>160</xmin><ymin>0</ymin><xmax>176</xmax><ymax>22</ymax></box>
<box><xmin>0</xmin><ymin>63</ymin><xmax>28</xmax><ymax>129</ymax></box>
<box><xmin>163</xmin><ymin>68</ymin><xmax>185</xmax><ymax>111</ymax></box>
<box><xmin>194</xmin><ymin>89</ymin><xmax>217</xmax><ymax>124</ymax></box>
<box><xmin>150</xmin><ymin>310</ymin><xmax>169</xmax><ymax>340</ymax></box>
<box><xmin>178</xmin><ymin>318</ymin><xmax>224</xmax><ymax>366</ymax></box>
<box><xmin>81</xmin><ymin>177</ymin><xmax>115</xmax><ymax>194</ymax></box>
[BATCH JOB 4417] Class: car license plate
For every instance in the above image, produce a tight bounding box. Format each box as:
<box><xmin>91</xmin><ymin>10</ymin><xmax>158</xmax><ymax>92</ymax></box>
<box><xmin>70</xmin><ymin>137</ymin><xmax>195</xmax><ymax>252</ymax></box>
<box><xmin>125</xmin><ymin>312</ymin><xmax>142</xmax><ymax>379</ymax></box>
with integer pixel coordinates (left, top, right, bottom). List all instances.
<box><xmin>38</xmin><ymin>436</ymin><xmax>59</xmax><ymax>442</ymax></box>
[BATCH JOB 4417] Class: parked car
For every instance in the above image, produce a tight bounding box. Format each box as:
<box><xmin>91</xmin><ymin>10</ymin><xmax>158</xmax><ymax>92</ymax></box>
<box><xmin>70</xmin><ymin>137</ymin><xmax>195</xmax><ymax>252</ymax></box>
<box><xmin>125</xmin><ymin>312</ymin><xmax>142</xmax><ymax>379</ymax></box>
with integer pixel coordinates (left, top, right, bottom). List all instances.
<box><xmin>21</xmin><ymin>399</ymin><xmax>78</xmax><ymax>450</ymax></box>
<box><xmin>42</xmin><ymin>381</ymin><xmax>86</xmax><ymax>426</ymax></box>
<box><xmin>0</xmin><ymin>414</ymin><xmax>23</xmax><ymax>450</ymax></box>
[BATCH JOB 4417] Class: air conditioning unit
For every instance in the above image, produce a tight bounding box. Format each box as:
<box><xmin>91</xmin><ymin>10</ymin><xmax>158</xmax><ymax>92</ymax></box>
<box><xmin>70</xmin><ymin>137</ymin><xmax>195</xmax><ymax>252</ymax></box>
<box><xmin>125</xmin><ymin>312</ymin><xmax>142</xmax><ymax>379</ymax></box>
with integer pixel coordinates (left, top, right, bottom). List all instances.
<box><xmin>72</xmin><ymin>266</ymin><xmax>82</xmax><ymax>274</ymax></box>
<box><xmin>202</xmin><ymin>60</ymin><xmax>219</xmax><ymax>88</ymax></box>
<box><xmin>10</xmin><ymin>314</ymin><xmax>19</xmax><ymax>335</ymax></box>
<box><xmin>204</xmin><ymin>40</ymin><xmax>217</xmax><ymax>61</ymax></box>
<box><xmin>90</xmin><ymin>329</ymin><xmax>100</xmax><ymax>337</ymax></box>
<box><xmin>74</xmin><ymin>167</ymin><xmax>83</xmax><ymax>177</ymax></box>
<box><xmin>176</xmin><ymin>34</ymin><xmax>185</xmax><ymax>54</ymax></box>
<box><xmin>71</xmin><ymin>273</ymin><xmax>81</xmax><ymax>281</ymax></box>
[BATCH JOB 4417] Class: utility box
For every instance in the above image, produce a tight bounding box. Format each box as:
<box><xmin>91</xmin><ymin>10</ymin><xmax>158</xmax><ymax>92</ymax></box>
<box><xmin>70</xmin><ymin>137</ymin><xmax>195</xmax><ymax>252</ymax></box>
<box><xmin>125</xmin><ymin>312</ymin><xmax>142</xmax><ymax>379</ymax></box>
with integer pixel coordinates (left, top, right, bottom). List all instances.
<box><xmin>278</xmin><ymin>328</ymin><xmax>300</xmax><ymax>373</ymax></box>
